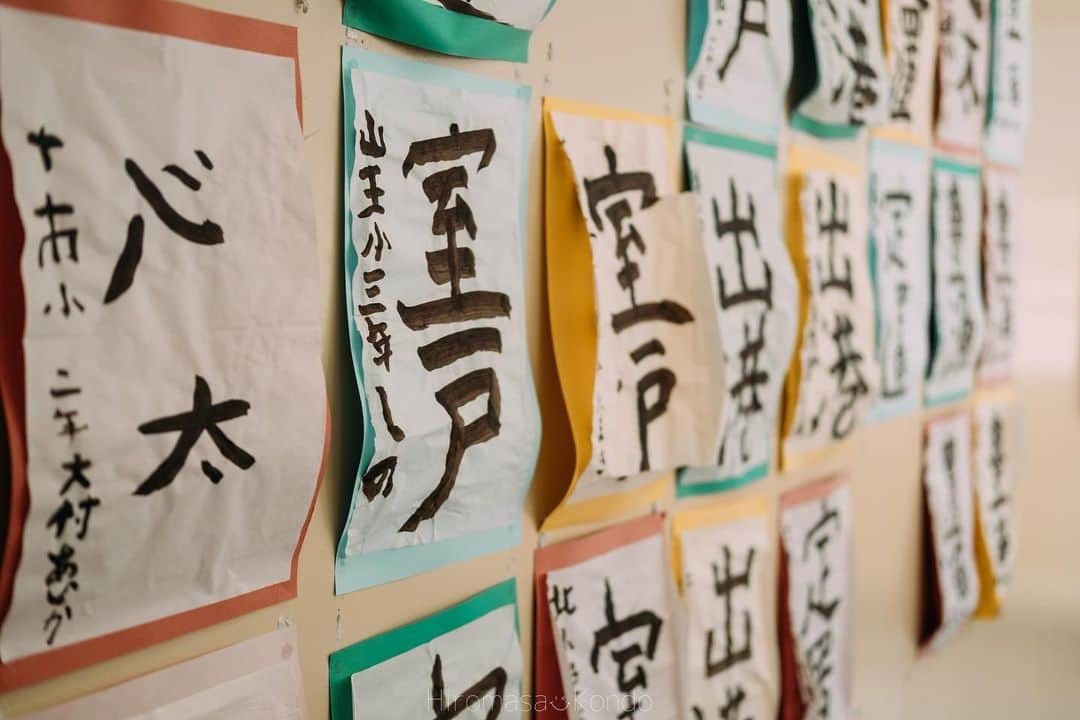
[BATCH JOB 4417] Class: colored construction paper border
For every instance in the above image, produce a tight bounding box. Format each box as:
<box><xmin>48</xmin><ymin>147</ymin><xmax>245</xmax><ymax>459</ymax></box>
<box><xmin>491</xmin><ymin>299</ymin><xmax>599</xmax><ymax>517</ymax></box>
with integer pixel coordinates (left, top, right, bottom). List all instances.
<box><xmin>329</xmin><ymin>578</ymin><xmax>519</xmax><ymax>720</ymax></box>
<box><xmin>343</xmin><ymin>0</ymin><xmax>556</xmax><ymax>63</ymax></box>
<box><xmin>924</xmin><ymin>156</ymin><xmax>982</xmax><ymax>409</ymax></box>
<box><xmin>336</xmin><ymin>47</ymin><xmax>537</xmax><ymax>592</ymax></box>
<box><xmin>676</xmin><ymin>464</ymin><xmax>769</xmax><ymax>499</ymax></box>
<box><xmin>790</xmin><ymin>113</ymin><xmax>862</xmax><ymax>140</ymax></box>
<box><xmin>0</xmin><ymin>0</ymin><xmax>324</xmax><ymax>691</ymax></box>
<box><xmin>777</xmin><ymin>474</ymin><xmax>848</xmax><ymax>720</ymax></box>
<box><xmin>684</xmin><ymin>123</ymin><xmax>778</xmax><ymax>158</ymax></box>
<box><xmin>866</xmin><ymin>139</ymin><xmax>930</xmax><ymax>423</ymax></box>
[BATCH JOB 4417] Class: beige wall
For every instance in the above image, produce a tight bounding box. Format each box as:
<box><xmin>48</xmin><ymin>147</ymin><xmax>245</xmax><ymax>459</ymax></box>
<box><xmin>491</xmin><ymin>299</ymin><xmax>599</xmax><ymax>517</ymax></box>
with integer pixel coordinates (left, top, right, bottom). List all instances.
<box><xmin>1</xmin><ymin>0</ymin><xmax>1078</xmax><ymax>718</ymax></box>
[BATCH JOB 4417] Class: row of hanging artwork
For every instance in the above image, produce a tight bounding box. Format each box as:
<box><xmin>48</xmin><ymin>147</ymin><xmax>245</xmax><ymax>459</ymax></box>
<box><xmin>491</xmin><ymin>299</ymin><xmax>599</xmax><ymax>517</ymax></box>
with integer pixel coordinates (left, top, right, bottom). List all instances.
<box><xmin>0</xmin><ymin>0</ymin><xmax>1029</xmax><ymax>717</ymax></box>
<box><xmin>336</xmin><ymin>5</ymin><xmax>1027</xmax><ymax>586</ymax></box>
<box><xmin>341</xmin><ymin>0</ymin><xmax>1027</xmax><ymax>160</ymax></box>
<box><xmin>329</xmin><ymin>393</ymin><xmax>1018</xmax><ymax>720</ymax></box>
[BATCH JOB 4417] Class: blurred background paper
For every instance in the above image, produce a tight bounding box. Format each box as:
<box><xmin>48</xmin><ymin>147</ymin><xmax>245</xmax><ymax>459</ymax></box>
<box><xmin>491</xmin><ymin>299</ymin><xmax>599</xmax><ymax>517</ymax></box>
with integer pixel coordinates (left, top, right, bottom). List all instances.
<box><xmin>790</xmin><ymin>0</ymin><xmax>891</xmax><ymax>137</ymax></box>
<box><xmin>972</xmin><ymin>393</ymin><xmax>1020</xmax><ymax>618</ymax></box>
<box><xmin>936</xmin><ymin>0</ymin><xmax>991</xmax><ymax>154</ymax></box>
<box><xmin>876</xmin><ymin>0</ymin><xmax>938</xmax><ymax>145</ymax></box>
<box><xmin>867</xmin><ymin>140</ymin><xmax>932</xmax><ymax>421</ymax></box>
<box><xmin>21</xmin><ymin>628</ymin><xmax>307</xmax><ymax>720</ymax></box>
<box><xmin>926</xmin><ymin>159</ymin><xmax>985</xmax><ymax>406</ymax></box>
<box><xmin>781</xmin><ymin>148</ymin><xmax>879</xmax><ymax>469</ymax></box>
<box><xmin>979</xmin><ymin>165</ymin><xmax>1021</xmax><ymax>385</ymax></box>
<box><xmin>920</xmin><ymin>412</ymin><xmax>980</xmax><ymax>652</ymax></box>
<box><xmin>685</xmin><ymin>0</ymin><xmax>792</xmax><ymax>139</ymax></box>
<box><xmin>777</xmin><ymin>477</ymin><xmax>853</xmax><ymax>720</ymax></box>
<box><xmin>986</xmin><ymin>0</ymin><xmax>1031</xmax><ymax>166</ymax></box>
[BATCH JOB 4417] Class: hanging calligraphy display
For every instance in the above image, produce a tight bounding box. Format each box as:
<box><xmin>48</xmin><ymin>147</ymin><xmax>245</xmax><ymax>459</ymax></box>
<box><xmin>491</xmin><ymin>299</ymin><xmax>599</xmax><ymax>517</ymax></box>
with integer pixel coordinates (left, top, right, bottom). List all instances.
<box><xmin>926</xmin><ymin>158</ymin><xmax>985</xmax><ymax>407</ymax></box>
<box><xmin>681</xmin><ymin>126</ymin><xmax>798</xmax><ymax>495</ymax></box>
<box><xmin>867</xmin><ymin>140</ymin><xmax>932</xmax><ymax>421</ymax></box>
<box><xmin>542</xmin><ymin>516</ymin><xmax>679</xmax><ymax>720</ymax></box>
<box><xmin>972</xmin><ymin>393</ymin><xmax>1020</xmax><ymax>618</ymax></box>
<box><xmin>781</xmin><ymin>147</ymin><xmax>879</xmax><ymax>469</ymax></box>
<box><xmin>533</xmin><ymin>514</ymin><xmax>666</xmax><ymax>720</ymax></box>
<box><xmin>986</xmin><ymin>0</ymin><xmax>1031</xmax><ymax>166</ymax></box>
<box><xmin>342</xmin><ymin>0</ymin><xmax>556</xmax><ymax>63</ymax></box>
<box><xmin>936</xmin><ymin>0</ymin><xmax>991</xmax><ymax>154</ymax></box>
<box><xmin>22</xmin><ymin>628</ymin><xmax>307</xmax><ymax>720</ymax></box>
<box><xmin>0</xmin><ymin>0</ymin><xmax>324</xmax><ymax>688</ymax></box>
<box><xmin>877</xmin><ymin>0</ymin><xmax>939</xmax><ymax>144</ymax></box>
<box><xmin>543</xmin><ymin>97</ymin><xmax>726</xmax><ymax>529</ymax></box>
<box><xmin>979</xmin><ymin>165</ymin><xmax>1021</xmax><ymax>385</ymax></box>
<box><xmin>920</xmin><ymin>411</ymin><xmax>979</xmax><ymax>652</ymax></box>
<box><xmin>778</xmin><ymin>476</ymin><xmax>853</xmax><ymax>720</ymax></box>
<box><xmin>791</xmin><ymin>0</ymin><xmax>891</xmax><ymax>138</ymax></box>
<box><xmin>685</xmin><ymin>0</ymin><xmax>793</xmax><ymax>139</ymax></box>
<box><xmin>338</xmin><ymin>48</ymin><xmax>540</xmax><ymax>592</ymax></box>
<box><xmin>330</xmin><ymin>579</ymin><xmax>522</xmax><ymax>720</ymax></box>
<box><xmin>673</xmin><ymin>496</ymin><xmax>778</xmax><ymax>720</ymax></box>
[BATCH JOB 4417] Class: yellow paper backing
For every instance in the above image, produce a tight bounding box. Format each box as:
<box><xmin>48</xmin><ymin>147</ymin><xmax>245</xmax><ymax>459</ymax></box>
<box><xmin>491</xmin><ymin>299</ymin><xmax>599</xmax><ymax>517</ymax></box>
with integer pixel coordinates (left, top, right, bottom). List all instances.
<box><xmin>780</xmin><ymin>145</ymin><xmax>861</xmax><ymax>471</ymax></box>
<box><xmin>971</xmin><ymin>385</ymin><xmax>1017</xmax><ymax>617</ymax></box>
<box><xmin>540</xmin><ymin>96</ymin><xmax>676</xmax><ymax>531</ymax></box>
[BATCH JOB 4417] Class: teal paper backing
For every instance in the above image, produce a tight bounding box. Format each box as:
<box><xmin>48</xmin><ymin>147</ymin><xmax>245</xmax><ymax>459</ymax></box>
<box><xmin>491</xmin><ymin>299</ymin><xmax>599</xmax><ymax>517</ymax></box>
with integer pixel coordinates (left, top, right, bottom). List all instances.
<box><xmin>329</xmin><ymin>579</ymin><xmax>519</xmax><ymax>720</ymax></box>
<box><xmin>336</xmin><ymin>47</ymin><xmax>538</xmax><ymax>593</ymax></box>
<box><xmin>343</xmin><ymin>0</ymin><xmax>557</xmax><ymax>63</ymax></box>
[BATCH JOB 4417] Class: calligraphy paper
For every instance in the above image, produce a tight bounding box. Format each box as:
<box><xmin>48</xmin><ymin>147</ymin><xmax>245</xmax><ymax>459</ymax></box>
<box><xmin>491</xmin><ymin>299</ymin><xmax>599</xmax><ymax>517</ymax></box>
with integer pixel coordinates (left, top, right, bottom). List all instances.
<box><xmin>868</xmin><ymin>140</ymin><xmax>932</xmax><ymax>421</ymax></box>
<box><xmin>330</xmin><ymin>579</ymin><xmax>522</xmax><ymax>720</ymax></box>
<box><xmin>337</xmin><ymin>48</ymin><xmax>539</xmax><ymax>592</ymax></box>
<box><xmin>877</xmin><ymin>0</ymin><xmax>939</xmax><ymax>144</ymax></box>
<box><xmin>791</xmin><ymin>0</ymin><xmax>891</xmax><ymax>137</ymax></box>
<box><xmin>673</xmin><ymin>497</ymin><xmax>777</xmax><ymax>720</ymax></box>
<box><xmin>541</xmin><ymin>98</ymin><xmax>667</xmax><ymax>531</ymax></box>
<box><xmin>22</xmin><ymin>628</ymin><xmax>307</xmax><ymax>720</ymax></box>
<box><xmin>972</xmin><ymin>393</ymin><xmax>1020</xmax><ymax>618</ymax></box>
<box><xmin>686</xmin><ymin>0</ymin><xmax>792</xmax><ymax>139</ymax></box>
<box><xmin>533</xmin><ymin>514</ymin><xmax>665</xmax><ymax>720</ymax></box>
<box><xmin>680</xmin><ymin>127</ymin><xmax>798</xmax><ymax>496</ymax></box>
<box><xmin>920</xmin><ymin>411</ymin><xmax>979</xmax><ymax>652</ymax></box>
<box><xmin>925</xmin><ymin>158</ymin><xmax>985</xmax><ymax>406</ymax></box>
<box><xmin>543</xmin><ymin>97</ymin><xmax>725</xmax><ymax>530</ymax></box>
<box><xmin>778</xmin><ymin>476</ymin><xmax>853</xmax><ymax>720</ymax></box>
<box><xmin>0</xmin><ymin>0</ymin><xmax>323</xmax><ymax>685</ymax></box>
<box><xmin>936</xmin><ymin>0</ymin><xmax>991</xmax><ymax>154</ymax></box>
<box><xmin>544</xmin><ymin>519</ymin><xmax>679</xmax><ymax>720</ymax></box>
<box><xmin>979</xmin><ymin>165</ymin><xmax>1020</xmax><ymax>385</ymax></box>
<box><xmin>342</xmin><ymin>0</ymin><xmax>555</xmax><ymax>63</ymax></box>
<box><xmin>781</xmin><ymin>147</ymin><xmax>879</xmax><ymax>469</ymax></box>
<box><xmin>985</xmin><ymin>0</ymin><xmax>1030</xmax><ymax>166</ymax></box>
